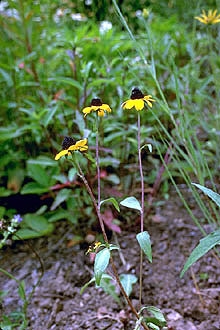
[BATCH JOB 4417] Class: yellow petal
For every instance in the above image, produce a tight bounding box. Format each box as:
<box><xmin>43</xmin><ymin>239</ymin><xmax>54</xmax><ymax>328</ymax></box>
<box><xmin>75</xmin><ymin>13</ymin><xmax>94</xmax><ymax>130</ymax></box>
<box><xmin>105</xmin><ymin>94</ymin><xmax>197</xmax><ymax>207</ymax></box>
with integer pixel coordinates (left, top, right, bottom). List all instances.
<box><xmin>69</xmin><ymin>139</ymin><xmax>88</xmax><ymax>152</ymax></box>
<box><xmin>91</xmin><ymin>106</ymin><xmax>99</xmax><ymax>111</ymax></box>
<box><xmin>82</xmin><ymin>107</ymin><xmax>92</xmax><ymax>117</ymax></box>
<box><xmin>55</xmin><ymin>149</ymin><xmax>68</xmax><ymax>160</ymax></box>
<box><xmin>75</xmin><ymin>138</ymin><xmax>88</xmax><ymax>147</ymax></box>
<box><xmin>122</xmin><ymin>99</ymin><xmax>136</xmax><ymax>109</ymax></box>
<box><xmin>101</xmin><ymin>104</ymin><xmax>112</xmax><ymax>112</ymax></box>
<box><xmin>98</xmin><ymin>109</ymin><xmax>105</xmax><ymax>116</ymax></box>
<box><xmin>134</xmin><ymin>99</ymin><xmax>145</xmax><ymax>110</ymax></box>
<box><xmin>144</xmin><ymin>95</ymin><xmax>155</xmax><ymax>108</ymax></box>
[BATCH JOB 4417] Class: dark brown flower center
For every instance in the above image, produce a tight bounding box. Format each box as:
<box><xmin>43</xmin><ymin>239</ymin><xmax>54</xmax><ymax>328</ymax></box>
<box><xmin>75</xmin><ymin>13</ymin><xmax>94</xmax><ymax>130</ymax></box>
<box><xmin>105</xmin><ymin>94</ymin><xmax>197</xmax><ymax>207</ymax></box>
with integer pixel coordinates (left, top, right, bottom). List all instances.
<box><xmin>130</xmin><ymin>88</ymin><xmax>144</xmax><ymax>99</ymax></box>
<box><xmin>91</xmin><ymin>98</ymin><xmax>102</xmax><ymax>106</ymax></box>
<box><xmin>62</xmin><ymin>136</ymin><xmax>75</xmax><ymax>150</ymax></box>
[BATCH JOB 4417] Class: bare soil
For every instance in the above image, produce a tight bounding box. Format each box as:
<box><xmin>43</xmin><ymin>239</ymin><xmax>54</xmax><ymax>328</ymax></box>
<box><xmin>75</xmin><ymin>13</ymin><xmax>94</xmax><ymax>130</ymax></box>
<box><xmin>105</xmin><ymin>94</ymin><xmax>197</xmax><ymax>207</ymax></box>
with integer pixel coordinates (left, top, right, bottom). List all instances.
<box><xmin>0</xmin><ymin>188</ymin><xmax>220</xmax><ymax>330</ymax></box>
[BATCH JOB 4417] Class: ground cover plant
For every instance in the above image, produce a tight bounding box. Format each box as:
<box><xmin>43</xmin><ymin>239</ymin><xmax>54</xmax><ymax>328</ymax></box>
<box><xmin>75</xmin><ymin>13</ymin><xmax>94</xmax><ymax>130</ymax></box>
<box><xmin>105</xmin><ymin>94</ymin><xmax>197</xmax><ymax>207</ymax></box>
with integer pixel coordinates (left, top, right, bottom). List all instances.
<box><xmin>0</xmin><ymin>0</ymin><xmax>220</xmax><ymax>329</ymax></box>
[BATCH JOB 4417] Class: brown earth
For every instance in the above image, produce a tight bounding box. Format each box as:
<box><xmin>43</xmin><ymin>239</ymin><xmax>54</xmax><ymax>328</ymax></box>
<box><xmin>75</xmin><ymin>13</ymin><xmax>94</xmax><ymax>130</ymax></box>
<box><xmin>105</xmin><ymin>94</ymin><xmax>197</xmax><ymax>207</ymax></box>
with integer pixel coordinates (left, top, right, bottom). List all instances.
<box><xmin>0</xmin><ymin>187</ymin><xmax>220</xmax><ymax>330</ymax></box>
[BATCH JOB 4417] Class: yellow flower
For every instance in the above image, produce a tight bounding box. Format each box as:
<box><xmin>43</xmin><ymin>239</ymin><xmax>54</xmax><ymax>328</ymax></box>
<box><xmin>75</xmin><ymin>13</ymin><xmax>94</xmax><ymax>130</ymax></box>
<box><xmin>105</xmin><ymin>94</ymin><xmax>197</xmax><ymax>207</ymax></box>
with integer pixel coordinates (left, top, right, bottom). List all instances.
<box><xmin>122</xmin><ymin>87</ymin><xmax>155</xmax><ymax>111</ymax></box>
<box><xmin>195</xmin><ymin>9</ymin><xmax>220</xmax><ymax>25</ymax></box>
<box><xmin>94</xmin><ymin>241</ymin><xmax>101</xmax><ymax>249</ymax></box>
<box><xmin>86</xmin><ymin>241</ymin><xmax>102</xmax><ymax>254</ymax></box>
<box><xmin>82</xmin><ymin>98</ymin><xmax>111</xmax><ymax>117</ymax></box>
<box><xmin>55</xmin><ymin>137</ymin><xmax>88</xmax><ymax>160</ymax></box>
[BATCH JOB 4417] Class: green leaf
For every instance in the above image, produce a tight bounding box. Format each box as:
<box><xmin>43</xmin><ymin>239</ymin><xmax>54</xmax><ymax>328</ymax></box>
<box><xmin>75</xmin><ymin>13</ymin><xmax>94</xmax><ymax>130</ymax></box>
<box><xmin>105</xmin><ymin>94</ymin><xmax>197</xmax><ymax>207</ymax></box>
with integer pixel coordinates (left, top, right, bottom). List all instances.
<box><xmin>180</xmin><ymin>229</ymin><xmax>220</xmax><ymax>277</ymax></box>
<box><xmin>50</xmin><ymin>188</ymin><xmax>71</xmax><ymax>211</ymax></box>
<box><xmin>99</xmin><ymin>275</ymin><xmax>121</xmax><ymax>305</ymax></box>
<box><xmin>0</xmin><ymin>126</ymin><xmax>30</xmax><ymax>140</ymax></box>
<box><xmin>41</xmin><ymin>104</ymin><xmax>59</xmax><ymax>127</ymax></box>
<box><xmin>0</xmin><ymin>207</ymin><xmax>5</xmax><ymax>218</ymax></box>
<box><xmin>100</xmin><ymin>197</ymin><xmax>120</xmax><ymax>212</ymax></box>
<box><xmin>13</xmin><ymin>214</ymin><xmax>54</xmax><ymax>239</ymax></box>
<box><xmin>0</xmin><ymin>68</ymin><xmax>13</xmax><ymax>87</ymax></box>
<box><xmin>94</xmin><ymin>248</ymin><xmax>110</xmax><ymax>286</ymax></box>
<box><xmin>192</xmin><ymin>183</ymin><xmax>220</xmax><ymax>208</ymax></box>
<box><xmin>48</xmin><ymin>210</ymin><xmax>71</xmax><ymax>222</ymax></box>
<box><xmin>68</xmin><ymin>168</ymin><xmax>77</xmax><ymax>181</ymax></box>
<box><xmin>20</xmin><ymin>182</ymin><xmax>49</xmax><ymax>194</ymax></box>
<box><xmin>48</xmin><ymin>77</ymin><xmax>83</xmax><ymax>90</ymax></box>
<box><xmin>27</xmin><ymin>163</ymin><xmax>50</xmax><ymax>186</ymax></box>
<box><xmin>120</xmin><ymin>196</ymin><xmax>142</xmax><ymax>212</ymax></box>
<box><xmin>136</xmin><ymin>231</ymin><xmax>152</xmax><ymax>263</ymax></box>
<box><xmin>140</xmin><ymin>306</ymin><xmax>167</xmax><ymax>328</ymax></box>
<box><xmin>80</xmin><ymin>274</ymin><xmax>120</xmax><ymax>305</ymax></box>
<box><xmin>28</xmin><ymin>156</ymin><xmax>57</xmax><ymax>167</ymax></box>
<box><xmin>0</xmin><ymin>188</ymin><xmax>12</xmax><ymax>197</ymax></box>
<box><xmin>13</xmin><ymin>228</ymin><xmax>44</xmax><ymax>239</ymax></box>
<box><xmin>18</xmin><ymin>281</ymin><xmax>26</xmax><ymax>301</ymax></box>
<box><xmin>119</xmin><ymin>274</ymin><xmax>137</xmax><ymax>297</ymax></box>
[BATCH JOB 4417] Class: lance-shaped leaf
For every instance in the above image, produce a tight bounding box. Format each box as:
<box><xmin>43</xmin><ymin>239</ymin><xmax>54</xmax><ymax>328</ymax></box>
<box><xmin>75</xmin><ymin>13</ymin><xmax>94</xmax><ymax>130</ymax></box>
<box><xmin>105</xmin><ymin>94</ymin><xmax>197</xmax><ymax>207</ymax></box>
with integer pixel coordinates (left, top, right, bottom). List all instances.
<box><xmin>192</xmin><ymin>183</ymin><xmax>220</xmax><ymax>208</ymax></box>
<box><xmin>180</xmin><ymin>229</ymin><xmax>220</xmax><ymax>277</ymax></box>
<box><xmin>94</xmin><ymin>248</ymin><xmax>110</xmax><ymax>285</ymax></box>
<box><xmin>120</xmin><ymin>196</ymin><xmax>142</xmax><ymax>212</ymax></box>
<box><xmin>100</xmin><ymin>197</ymin><xmax>120</xmax><ymax>212</ymax></box>
<box><xmin>120</xmin><ymin>274</ymin><xmax>138</xmax><ymax>297</ymax></box>
<box><xmin>136</xmin><ymin>231</ymin><xmax>152</xmax><ymax>263</ymax></box>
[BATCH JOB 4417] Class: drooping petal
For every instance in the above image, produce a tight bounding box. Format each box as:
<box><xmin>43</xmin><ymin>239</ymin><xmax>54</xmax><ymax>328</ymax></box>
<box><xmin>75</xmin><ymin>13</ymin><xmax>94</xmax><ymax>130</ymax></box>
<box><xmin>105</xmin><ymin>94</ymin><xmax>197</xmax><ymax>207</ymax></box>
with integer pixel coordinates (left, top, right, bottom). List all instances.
<box><xmin>98</xmin><ymin>109</ymin><xmax>105</xmax><ymax>116</ymax></box>
<box><xmin>134</xmin><ymin>99</ymin><xmax>145</xmax><ymax>110</ymax></box>
<box><xmin>82</xmin><ymin>106</ymin><xmax>92</xmax><ymax>117</ymax></box>
<box><xmin>122</xmin><ymin>99</ymin><xmax>136</xmax><ymax>109</ymax></box>
<box><xmin>69</xmin><ymin>139</ymin><xmax>88</xmax><ymax>152</ymax></box>
<box><xmin>101</xmin><ymin>104</ymin><xmax>112</xmax><ymax>113</ymax></box>
<box><xmin>91</xmin><ymin>106</ymin><xmax>99</xmax><ymax>111</ymax></box>
<box><xmin>55</xmin><ymin>149</ymin><xmax>69</xmax><ymax>160</ymax></box>
<box><xmin>144</xmin><ymin>95</ymin><xmax>155</xmax><ymax>108</ymax></box>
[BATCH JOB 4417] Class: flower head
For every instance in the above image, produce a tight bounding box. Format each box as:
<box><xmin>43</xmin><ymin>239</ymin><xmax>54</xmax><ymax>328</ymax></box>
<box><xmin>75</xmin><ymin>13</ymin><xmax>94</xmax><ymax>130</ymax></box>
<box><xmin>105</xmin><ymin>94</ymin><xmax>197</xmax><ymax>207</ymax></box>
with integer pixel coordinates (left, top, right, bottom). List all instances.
<box><xmin>86</xmin><ymin>241</ymin><xmax>102</xmax><ymax>254</ymax></box>
<box><xmin>122</xmin><ymin>87</ymin><xmax>155</xmax><ymax>111</ymax></box>
<box><xmin>12</xmin><ymin>214</ymin><xmax>23</xmax><ymax>224</ymax></box>
<box><xmin>195</xmin><ymin>9</ymin><xmax>220</xmax><ymax>25</ymax></box>
<box><xmin>82</xmin><ymin>98</ymin><xmax>111</xmax><ymax>117</ymax></box>
<box><xmin>55</xmin><ymin>137</ymin><xmax>88</xmax><ymax>160</ymax></box>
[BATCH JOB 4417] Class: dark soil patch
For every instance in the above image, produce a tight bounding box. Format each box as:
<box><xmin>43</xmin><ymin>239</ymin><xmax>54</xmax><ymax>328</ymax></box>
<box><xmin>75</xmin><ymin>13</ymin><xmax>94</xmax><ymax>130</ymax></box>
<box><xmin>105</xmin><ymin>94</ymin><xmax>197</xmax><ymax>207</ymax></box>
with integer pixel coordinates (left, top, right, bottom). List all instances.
<box><xmin>0</xmin><ymin>189</ymin><xmax>220</xmax><ymax>330</ymax></box>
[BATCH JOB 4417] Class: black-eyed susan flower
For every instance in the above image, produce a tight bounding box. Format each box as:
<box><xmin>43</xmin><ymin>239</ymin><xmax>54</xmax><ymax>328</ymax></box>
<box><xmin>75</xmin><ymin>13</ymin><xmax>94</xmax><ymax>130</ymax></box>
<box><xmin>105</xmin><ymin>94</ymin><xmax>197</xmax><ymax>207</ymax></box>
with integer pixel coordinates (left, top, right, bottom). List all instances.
<box><xmin>195</xmin><ymin>9</ymin><xmax>220</xmax><ymax>25</ymax></box>
<box><xmin>82</xmin><ymin>98</ymin><xmax>111</xmax><ymax>117</ymax></box>
<box><xmin>86</xmin><ymin>241</ymin><xmax>102</xmax><ymax>254</ymax></box>
<box><xmin>122</xmin><ymin>87</ymin><xmax>155</xmax><ymax>111</ymax></box>
<box><xmin>55</xmin><ymin>136</ymin><xmax>88</xmax><ymax>160</ymax></box>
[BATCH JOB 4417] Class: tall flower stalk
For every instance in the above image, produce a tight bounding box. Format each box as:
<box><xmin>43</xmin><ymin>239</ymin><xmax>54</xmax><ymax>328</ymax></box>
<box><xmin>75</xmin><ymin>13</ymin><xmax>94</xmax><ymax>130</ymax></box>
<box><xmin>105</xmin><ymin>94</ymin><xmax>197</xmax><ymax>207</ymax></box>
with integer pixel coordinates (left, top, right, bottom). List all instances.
<box><xmin>96</xmin><ymin>116</ymin><xmax>101</xmax><ymax>211</ymax></box>
<box><xmin>81</xmin><ymin>98</ymin><xmax>150</xmax><ymax>329</ymax></box>
<box><xmin>137</xmin><ymin>112</ymin><xmax>144</xmax><ymax>306</ymax></box>
<box><xmin>122</xmin><ymin>87</ymin><xmax>155</xmax><ymax>307</ymax></box>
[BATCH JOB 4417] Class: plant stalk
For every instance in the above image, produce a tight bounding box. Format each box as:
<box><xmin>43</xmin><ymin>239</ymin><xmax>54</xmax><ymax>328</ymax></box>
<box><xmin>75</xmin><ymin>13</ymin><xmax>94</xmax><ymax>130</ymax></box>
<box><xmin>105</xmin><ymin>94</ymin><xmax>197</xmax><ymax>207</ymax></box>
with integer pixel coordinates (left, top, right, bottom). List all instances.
<box><xmin>75</xmin><ymin>160</ymin><xmax>149</xmax><ymax>330</ymax></box>
<box><xmin>137</xmin><ymin>112</ymin><xmax>144</xmax><ymax>308</ymax></box>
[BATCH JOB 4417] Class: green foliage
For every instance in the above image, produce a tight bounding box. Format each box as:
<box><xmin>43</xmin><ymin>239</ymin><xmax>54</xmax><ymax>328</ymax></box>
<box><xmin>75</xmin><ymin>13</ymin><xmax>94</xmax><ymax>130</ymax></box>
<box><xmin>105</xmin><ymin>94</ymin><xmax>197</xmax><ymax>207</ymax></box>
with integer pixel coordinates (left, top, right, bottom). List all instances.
<box><xmin>180</xmin><ymin>229</ymin><xmax>220</xmax><ymax>277</ymax></box>
<box><xmin>135</xmin><ymin>306</ymin><xmax>167</xmax><ymax>330</ymax></box>
<box><xmin>1</xmin><ymin>1</ymin><xmax>220</xmax><ymax>327</ymax></box>
<box><xmin>180</xmin><ymin>184</ymin><xmax>220</xmax><ymax>277</ymax></box>
<box><xmin>192</xmin><ymin>183</ymin><xmax>220</xmax><ymax>208</ymax></box>
<box><xmin>136</xmin><ymin>231</ymin><xmax>152</xmax><ymax>263</ymax></box>
<box><xmin>94</xmin><ymin>248</ymin><xmax>111</xmax><ymax>285</ymax></box>
<box><xmin>119</xmin><ymin>273</ymin><xmax>138</xmax><ymax>296</ymax></box>
<box><xmin>120</xmin><ymin>196</ymin><xmax>142</xmax><ymax>212</ymax></box>
<box><xmin>14</xmin><ymin>214</ymin><xmax>54</xmax><ymax>240</ymax></box>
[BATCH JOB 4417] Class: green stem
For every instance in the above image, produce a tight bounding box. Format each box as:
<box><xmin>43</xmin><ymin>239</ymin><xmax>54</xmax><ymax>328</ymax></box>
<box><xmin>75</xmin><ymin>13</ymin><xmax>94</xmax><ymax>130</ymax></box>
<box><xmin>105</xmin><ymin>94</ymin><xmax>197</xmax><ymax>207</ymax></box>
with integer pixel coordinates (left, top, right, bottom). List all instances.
<box><xmin>74</xmin><ymin>157</ymin><xmax>149</xmax><ymax>330</ymax></box>
<box><xmin>96</xmin><ymin>116</ymin><xmax>101</xmax><ymax>211</ymax></box>
<box><xmin>137</xmin><ymin>112</ymin><xmax>144</xmax><ymax>308</ymax></box>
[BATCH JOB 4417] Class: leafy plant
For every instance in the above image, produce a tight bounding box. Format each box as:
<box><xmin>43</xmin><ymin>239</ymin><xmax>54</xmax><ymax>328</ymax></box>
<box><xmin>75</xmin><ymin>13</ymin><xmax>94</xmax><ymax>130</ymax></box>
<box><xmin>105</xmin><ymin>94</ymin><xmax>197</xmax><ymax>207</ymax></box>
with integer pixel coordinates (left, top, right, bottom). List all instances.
<box><xmin>180</xmin><ymin>183</ymin><xmax>220</xmax><ymax>277</ymax></box>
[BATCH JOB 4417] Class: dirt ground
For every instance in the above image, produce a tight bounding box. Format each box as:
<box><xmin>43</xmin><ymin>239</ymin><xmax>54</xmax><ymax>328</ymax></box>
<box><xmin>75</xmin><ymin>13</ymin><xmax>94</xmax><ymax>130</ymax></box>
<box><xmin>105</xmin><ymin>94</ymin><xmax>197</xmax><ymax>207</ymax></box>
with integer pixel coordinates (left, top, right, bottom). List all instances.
<box><xmin>0</xmin><ymin>187</ymin><xmax>220</xmax><ymax>330</ymax></box>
